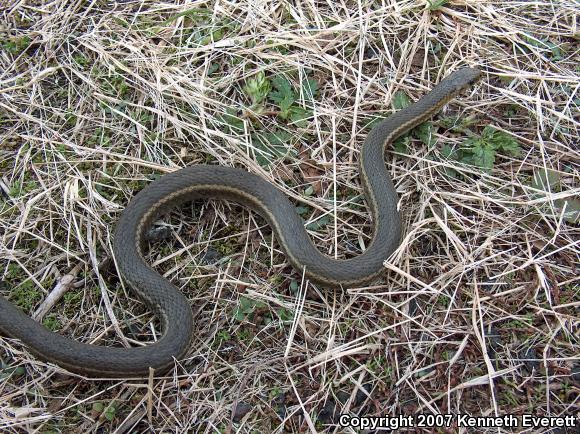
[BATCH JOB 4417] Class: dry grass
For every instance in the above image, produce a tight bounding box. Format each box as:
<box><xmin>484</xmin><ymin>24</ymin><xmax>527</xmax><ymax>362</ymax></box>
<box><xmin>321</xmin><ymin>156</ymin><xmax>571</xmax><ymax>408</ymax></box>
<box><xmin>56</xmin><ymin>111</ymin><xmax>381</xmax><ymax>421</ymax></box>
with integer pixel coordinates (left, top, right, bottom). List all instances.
<box><xmin>1</xmin><ymin>1</ymin><xmax>578</xmax><ymax>433</ymax></box>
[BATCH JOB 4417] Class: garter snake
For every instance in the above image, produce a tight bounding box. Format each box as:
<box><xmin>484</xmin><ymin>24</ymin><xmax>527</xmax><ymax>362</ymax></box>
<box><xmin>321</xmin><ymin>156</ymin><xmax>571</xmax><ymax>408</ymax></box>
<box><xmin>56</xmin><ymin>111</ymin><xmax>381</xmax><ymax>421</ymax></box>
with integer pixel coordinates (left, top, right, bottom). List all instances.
<box><xmin>0</xmin><ymin>67</ymin><xmax>481</xmax><ymax>377</ymax></box>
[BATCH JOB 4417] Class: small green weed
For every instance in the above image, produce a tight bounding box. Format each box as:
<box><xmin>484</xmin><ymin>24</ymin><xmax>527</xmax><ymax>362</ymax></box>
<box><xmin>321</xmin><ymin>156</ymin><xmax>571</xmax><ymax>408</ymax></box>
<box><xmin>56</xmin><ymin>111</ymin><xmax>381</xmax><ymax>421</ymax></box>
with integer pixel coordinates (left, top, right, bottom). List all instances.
<box><xmin>220</xmin><ymin>107</ymin><xmax>244</xmax><ymax>132</ymax></box>
<box><xmin>236</xmin><ymin>328</ymin><xmax>253</xmax><ymax>342</ymax></box>
<box><xmin>73</xmin><ymin>54</ymin><xmax>89</xmax><ymax>67</ymax></box>
<box><xmin>251</xmin><ymin>128</ymin><xmax>296</xmax><ymax>167</ymax></box>
<box><xmin>276</xmin><ymin>307</ymin><xmax>294</xmax><ymax>322</ymax></box>
<box><xmin>268</xmin><ymin>75</ymin><xmax>318</xmax><ymax>126</ymax></box>
<box><xmin>238</xmin><ymin>71</ymin><xmax>319</xmax><ymax>166</ymax></box>
<box><xmin>243</xmin><ymin>70</ymin><xmax>318</xmax><ymax>125</ymax></box>
<box><xmin>305</xmin><ymin>215</ymin><xmax>331</xmax><ymax>231</ymax></box>
<box><xmin>0</xmin><ymin>362</ymin><xmax>26</xmax><ymax>380</ymax></box>
<box><xmin>531</xmin><ymin>168</ymin><xmax>561</xmax><ymax>192</ymax></box>
<box><xmin>390</xmin><ymin>90</ymin><xmax>437</xmax><ymax>152</ymax></box>
<box><xmin>1</xmin><ymin>36</ymin><xmax>31</xmax><ymax>55</ymax></box>
<box><xmin>9</xmin><ymin>280</ymin><xmax>42</xmax><ymax>311</ymax></box>
<box><xmin>243</xmin><ymin>71</ymin><xmax>271</xmax><ymax>109</ymax></box>
<box><xmin>528</xmin><ymin>168</ymin><xmax>580</xmax><ymax>223</ymax></box>
<box><xmin>216</xmin><ymin>330</ymin><xmax>231</xmax><ymax>342</ymax></box>
<box><xmin>234</xmin><ymin>296</ymin><xmax>266</xmax><ymax>321</ymax></box>
<box><xmin>5</xmin><ymin>265</ymin><xmax>42</xmax><ymax>310</ymax></box>
<box><xmin>521</xmin><ymin>34</ymin><xmax>564</xmax><ymax>61</ymax></box>
<box><xmin>288</xmin><ymin>280</ymin><xmax>300</xmax><ymax>294</ymax></box>
<box><xmin>427</xmin><ymin>0</ymin><xmax>449</xmax><ymax>11</ymax></box>
<box><xmin>92</xmin><ymin>401</ymin><xmax>118</xmax><ymax>422</ymax></box>
<box><xmin>161</xmin><ymin>7</ymin><xmax>211</xmax><ymax>26</ymax></box>
<box><xmin>442</xmin><ymin>125</ymin><xmax>521</xmax><ymax>172</ymax></box>
<box><xmin>42</xmin><ymin>314</ymin><xmax>61</xmax><ymax>332</ymax></box>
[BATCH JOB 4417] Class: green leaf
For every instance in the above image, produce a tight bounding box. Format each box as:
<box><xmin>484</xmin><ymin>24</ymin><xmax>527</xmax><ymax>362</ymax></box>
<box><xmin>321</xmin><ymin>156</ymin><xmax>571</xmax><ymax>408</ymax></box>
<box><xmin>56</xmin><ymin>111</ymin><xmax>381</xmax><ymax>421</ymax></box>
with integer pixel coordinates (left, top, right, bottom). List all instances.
<box><xmin>459</xmin><ymin>153</ymin><xmax>474</xmax><ymax>166</ymax></box>
<box><xmin>306</xmin><ymin>215</ymin><xmax>331</xmax><ymax>231</ymax></box>
<box><xmin>104</xmin><ymin>404</ymin><xmax>117</xmax><ymax>421</ymax></box>
<box><xmin>393</xmin><ymin>136</ymin><xmax>409</xmax><ymax>154</ymax></box>
<box><xmin>289</xmin><ymin>280</ymin><xmax>300</xmax><ymax>293</ymax></box>
<box><xmin>243</xmin><ymin>71</ymin><xmax>271</xmax><ymax>106</ymax></box>
<box><xmin>414</xmin><ymin>122</ymin><xmax>436</xmax><ymax>147</ymax></box>
<box><xmin>301</xmin><ymin>78</ymin><xmax>319</xmax><ymax>101</ymax></box>
<box><xmin>439</xmin><ymin>115</ymin><xmax>477</xmax><ymax>133</ymax></box>
<box><xmin>264</xmin><ymin>129</ymin><xmax>292</xmax><ymax>146</ymax></box>
<box><xmin>364</xmin><ymin>116</ymin><xmax>383</xmax><ymax>131</ymax></box>
<box><xmin>555</xmin><ymin>198</ymin><xmax>580</xmax><ymax>224</ymax></box>
<box><xmin>269</xmin><ymin>76</ymin><xmax>294</xmax><ymax>102</ymax></box>
<box><xmin>289</xmin><ymin>106</ymin><xmax>310</xmax><ymax>127</ymax></box>
<box><xmin>544</xmin><ymin>41</ymin><xmax>563</xmax><ymax>61</ymax></box>
<box><xmin>251</xmin><ymin>129</ymin><xmax>294</xmax><ymax>167</ymax></box>
<box><xmin>441</xmin><ymin>144</ymin><xmax>455</xmax><ymax>159</ymax></box>
<box><xmin>392</xmin><ymin>91</ymin><xmax>411</xmax><ymax>110</ymax></box>
<box><xmin>2</xmin><ymin>36</ymin><xmax>31</xmax><ymax>55</ymax></box>
<box><xmin>240</xmin><ymin>297</ymin><xmax>254</xmax><ymax>313</ymax></box>
<box><xmin>161</xmin><ymin>7</ymin><xmax>211</xmax><ymax>26</ymax></box>
<box><xmin>531</xmin><ymin>168</ymin><xmax>561</xmax><ymax>192</ymax></box>
<box><xmin>0</xmin><ymin>365</ymin><xmax>26</xmax><ymax>380</ymax></box>
<box><xmin>42</xmin><ymin>314</ymin><xmax>60</xmax><ymax>331</ymax></box>
<box><xmin>482</xmin><ymin>126</ymin><xmax>521</xmax><ymax>156</ymax></box>
<box><xmin>278</xmin><ymin>308</ymin><xmax>294</xmax><ymax>322</ymax></box>
<box><xmin>269</xmin><ymin>76</ymin><xmax>296</xmax><ymax>118</ymax></box>
<box><xmin>427</xmin><ymin>0</ymin><xmax>449</xmax><ymax>10</ymax></box>
<box><xmin>295</xmin><ymin>206</ymin><xmax>309</xmax><ymax>215</ymax></box>
<box><xmin>234</xmin><ymin>296</ymin><xmax>265</xmax><ymax>321</ymax></box>
<box><xmin>522</xmin><ymin>34</ymin><xmax>564</xmax><ymax>60</ymax></box>
<box><xmin>442</xmin><ymin>167</ymin><xmax>459</xmax><ymax>179</ymax></box>
<box><xmin>207</xmin><ymin>63</ymin><xmax>220</xmax><ymax>75</ymax></box>
<box><xmin>220</xmin><ymin>108</ymin><xmax>244</xmax><ymax>131</ymax></box>
<box><xmin>448</xmin><ymin>125</ymin><xmax>522</xmax><ymax>172</ymax></box>
<box><xmin>470</xmin><ymin>142</ymin><xmax>496</xmax><ymax>171</ymax></box>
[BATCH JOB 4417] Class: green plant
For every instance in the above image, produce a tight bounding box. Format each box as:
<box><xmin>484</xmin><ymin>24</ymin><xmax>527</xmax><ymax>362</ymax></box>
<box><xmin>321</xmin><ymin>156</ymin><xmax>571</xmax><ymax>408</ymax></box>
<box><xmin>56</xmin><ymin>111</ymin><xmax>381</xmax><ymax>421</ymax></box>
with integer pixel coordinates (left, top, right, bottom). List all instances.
<box><xmin>427</xmin><ymin>0</ymin><xmax>449</xmax><ymax>11</ymax></box>
<box><xmin>236</xmin><ymin>328</ymin><xmax>253</xmax><ymax>342</ymax></box>
<box><xmin>528</xmin><ymin>168</ymin><xmax>580</xmax><ymax>223</ymax></box>
<box><xmin>243</xmin><ymin>71</ymin><xmax>271</xmax><ymax>109</ymax></box>
<box><xmin>234</xmin><ymin>296</ymin><xmax>265</xmax><ymax>321</ymax></box>
<box><xmin>73</xmin><ymin>54</ymin><xmax>89</xmax><ymax>67</ymax></box>
<box><xmin>521</xmin><ymin>34</ymin><xmax>564</xmax><ymax>61</ymax></box>
<box><xmin>0</xmin><ymin>364</ymin><xmax>26</xmax><ymax>380</ymax></box>
<box><xmin>216</xmin><ymin>330</ymin><xmax>231</xmax><ymax>341</ymax></box>
<box><xmin>268</xmin><ymin>75</ymin><xmax>318</xmax><ymax>126</ymax></box>
<box><xmin>250</xmin><ymin>128</ymin><xmax>296</xmax><ymax>167</ymax></box>
<box><xmin>305</xmin><ymin>215</ymin><xmax>331</xmax><ymax>231</ymax></box>
<box><xmin>9</xmin><ymin>280</ymin><xmax>42</xmax><ymax>311</ymax></box>
<box><xmin>220</xmin><ymin>107</ymin><xmax>244</xmax><ymax>132</ymax></box>
<box><xmin>289</xmin><ymin>280</ymin><xmax>300</xmax><ymax>294</ymax></box>
<box><xmin>442</xmin><ymin>125</ymin><xmax>521</xmax><ymax>172</ymax></box>
<box><xmin>1</xmin><ymin>36</ymin><xmax>31</xmax><ymax>55</ymax></box>
<box><xmin>390</xmin><ymin>90</ymin><xmax>437</xmax><ymax>152</ymax></box>
<box><xmin>269</xmin><ymin>76</ymin><xmax>294</xmax><ymax>118</ymax></box>
<box><xmin>161</xmin><ymin>7</ymin><xmax>211</xmax><ymax>25</ymax></box>
<box><xmin>238</xmin><ymin>71</ymin><xmax>319</xmax><ymax>166</ymax></box>
<box><xmin>276</xmin><ymin>307</ymin><xmax>293</xmax><ymax>322</ymax></box>
<box><xmin>92</xmin><ymin>401</ymin><xmax>118</xmax><ymax>422</ymax></box>
<box><xmin>43</xmin><ymin>314</ymin><xmax>61</xmax><ymax>332</ymax></box>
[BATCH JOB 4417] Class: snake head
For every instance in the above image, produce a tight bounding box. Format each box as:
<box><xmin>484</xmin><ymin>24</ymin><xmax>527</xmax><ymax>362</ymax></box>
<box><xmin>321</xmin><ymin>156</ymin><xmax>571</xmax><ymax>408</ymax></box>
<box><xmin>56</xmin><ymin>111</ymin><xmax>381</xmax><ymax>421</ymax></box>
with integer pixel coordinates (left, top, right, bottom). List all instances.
<box><xmin>444</xmin><ymin>67</ymin><xmax>482</xmax><ymax>94</ymax></box>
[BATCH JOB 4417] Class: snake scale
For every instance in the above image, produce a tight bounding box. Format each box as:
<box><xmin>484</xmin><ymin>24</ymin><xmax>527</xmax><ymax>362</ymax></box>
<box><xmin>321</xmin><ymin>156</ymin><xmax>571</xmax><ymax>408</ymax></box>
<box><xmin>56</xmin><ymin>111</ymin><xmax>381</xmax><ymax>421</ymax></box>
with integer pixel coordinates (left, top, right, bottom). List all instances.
<box><xmin>0</xmin><ymin>68</ymin><xmax>481</xmax><ymax>377</ymax></box>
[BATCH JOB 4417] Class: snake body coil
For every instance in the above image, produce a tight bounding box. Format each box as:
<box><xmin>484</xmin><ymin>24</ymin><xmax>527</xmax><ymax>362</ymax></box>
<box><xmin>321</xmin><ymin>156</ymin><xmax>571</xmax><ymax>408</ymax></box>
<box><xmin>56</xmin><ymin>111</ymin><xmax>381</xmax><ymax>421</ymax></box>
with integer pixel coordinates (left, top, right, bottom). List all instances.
<box><xmin>0</xmin><ymin>68</ymin><xmax>481</xmax><ymax>377</ymax></box>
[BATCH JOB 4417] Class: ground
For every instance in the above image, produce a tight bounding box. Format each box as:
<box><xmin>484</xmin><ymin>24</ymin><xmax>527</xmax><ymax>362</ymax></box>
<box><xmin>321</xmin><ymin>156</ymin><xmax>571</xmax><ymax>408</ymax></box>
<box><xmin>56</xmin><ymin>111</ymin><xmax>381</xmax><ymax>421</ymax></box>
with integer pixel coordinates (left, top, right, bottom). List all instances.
<box><xmin>0</xmin><ymin>1</ymin><xmax>578</xmax><ymax>433</ymax></box>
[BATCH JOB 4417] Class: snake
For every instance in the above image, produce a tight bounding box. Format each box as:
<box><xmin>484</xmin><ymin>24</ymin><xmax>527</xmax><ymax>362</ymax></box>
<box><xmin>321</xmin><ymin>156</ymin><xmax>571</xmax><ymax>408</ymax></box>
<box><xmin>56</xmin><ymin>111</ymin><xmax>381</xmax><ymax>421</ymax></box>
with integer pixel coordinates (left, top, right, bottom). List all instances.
<box><xmin>0</xmin><ymin>67</ymin><xmax>481</xmax><ymax>377</ymax></box>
